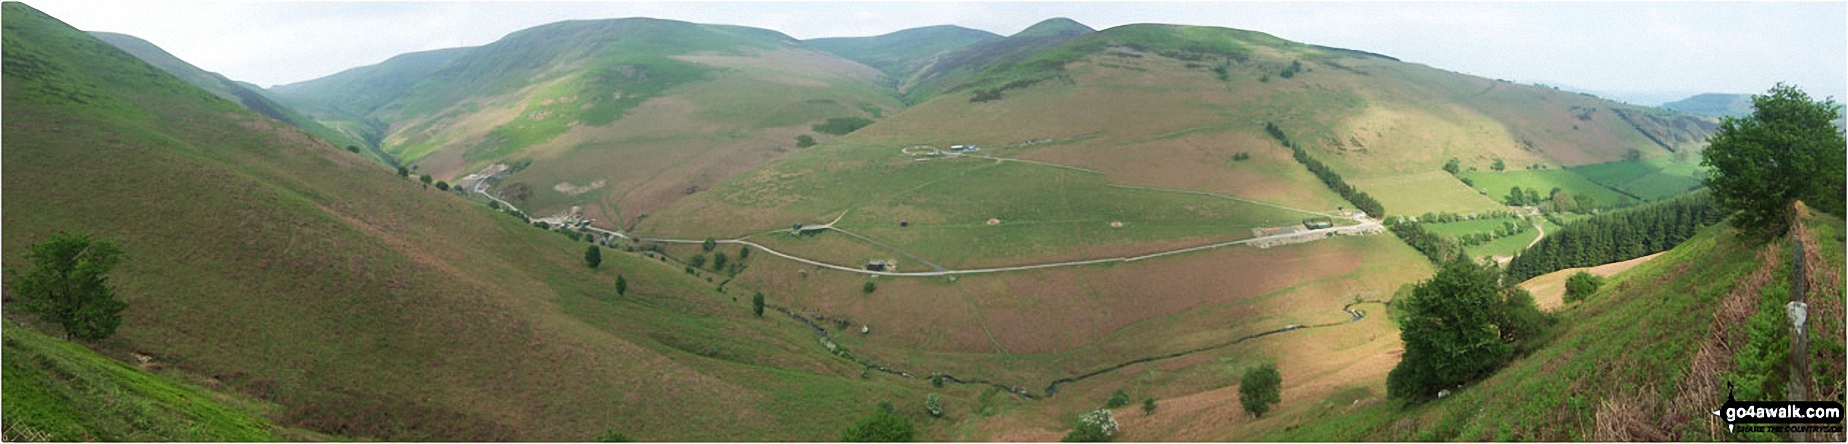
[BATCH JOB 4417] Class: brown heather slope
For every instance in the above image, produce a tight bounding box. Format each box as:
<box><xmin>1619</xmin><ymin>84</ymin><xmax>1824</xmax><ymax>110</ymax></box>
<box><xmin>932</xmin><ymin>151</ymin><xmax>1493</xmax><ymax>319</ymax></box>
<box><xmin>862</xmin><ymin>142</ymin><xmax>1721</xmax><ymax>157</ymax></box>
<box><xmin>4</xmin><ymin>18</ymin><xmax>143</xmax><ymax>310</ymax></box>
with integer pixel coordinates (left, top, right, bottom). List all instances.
<box><xmin>2</xmin><ymin>3</ymin><xmax>920</xmax><ymax>440</ymax></box>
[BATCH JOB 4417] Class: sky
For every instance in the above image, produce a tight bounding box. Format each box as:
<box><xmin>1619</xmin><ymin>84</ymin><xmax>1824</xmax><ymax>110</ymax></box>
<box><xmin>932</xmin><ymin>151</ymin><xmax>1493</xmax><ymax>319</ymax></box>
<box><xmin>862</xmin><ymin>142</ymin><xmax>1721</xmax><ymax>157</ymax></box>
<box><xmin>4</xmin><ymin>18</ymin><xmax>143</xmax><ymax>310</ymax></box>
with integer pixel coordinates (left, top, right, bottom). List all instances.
<box><xmin>25</xmin><ymin>1</ymin><xmax>1848</xmax><ymax>105</ymax></box>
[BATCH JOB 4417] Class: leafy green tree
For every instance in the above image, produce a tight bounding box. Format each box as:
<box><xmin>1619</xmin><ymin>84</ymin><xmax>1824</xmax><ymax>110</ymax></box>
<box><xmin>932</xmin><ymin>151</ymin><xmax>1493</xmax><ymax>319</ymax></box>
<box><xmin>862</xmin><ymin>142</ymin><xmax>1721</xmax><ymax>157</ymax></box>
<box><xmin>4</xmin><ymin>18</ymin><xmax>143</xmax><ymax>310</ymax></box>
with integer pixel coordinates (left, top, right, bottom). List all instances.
<box><xmin>1701</xmin><ymin>83</ymin><xmax>1847</xmax><ymax>232</ymax></box>
<box><xmin>841</xmin><ymin>402</ymin><xmax>914</xmax><ymax>442</ymax></box>
<box><xmin>616</xmin><ymin>275</ymin><xmax>628</xmax><ymax>296</ymax></box>
<box><xmin>1387</xmin><ymin>258</ymin><xmax>1513</xmax><ymax>400</ymax></box>
<box><xmin>1142</xmin><ymin>398</ymin><xmax>1157</xmax><ymax>415</ymax></box>
<box><xmin>396</xmin><ymin>166</ymin><xmax>409</xmax><ymax>177</ymax></box>
<box><xmin>862</xmin><ymin>280</ymin><xmax>877</xmax><ymax>293</ymax></box>
<box><xmin>796</xmin><ymin>134</ymin><xmax>817</xmax><ymax>148</ymax></box>
<box><xmin>711</xmin><ymin>251</ymin><xmax>728</xmax><ymax>271</ymax></box>
<box><xmin>10</xmin><ymin>232</ymin><xmax>127</xmax><ymax>341</ymax></box>
<box><xmin>687</xmin><ymin>253</ymin><xmax>707</xmax><ymax>268</ymax></box>
<box><xmin>1623</xmin><ymin>148</ymin><xmax>1643</xmax><ymax>163</ymax></box>
<box><xmin>435</xmin><ymin>181</ymin><xmax>450</xmax><ymax>191</ymax></box>
<box><xmin>701</xmin><ymin>237</ymin><xmax>716</xmax><ymax>252</ymax></box>
<box><xmin>346</xmin><ymin>145</ymin><xmax>360</xmax><ymax>153</ymax></box>
<box><xmin>1238</xmin><ymin>364</ymin><xmax>1282</xmax><ymax>418</ymax></box>
<box><xmin>1443</xmin><ymin>157</ymin><xmax>1461</xmax><ymax>175</ymax></box>
<box><xmin>738</xmin><ymin>245</ymin><xmax>751</xmax><ymax>260</ymax></box>
<box><xmin>752</xmin><ymin>292</ymin><xmax>765</xmax><ymax>317</ymax></box>
<box><xmin>1105</xmin><ymin>389</ymin><xmax>1130</xmax><ymax>408</ymax></box>
<box><xmin>584</xmin><ymin>245</ymin><xmax>602</xmax><ymax>268</ymax></box>
<box><xmin>419</xmin><ymin>174</ymin><xmax>433</xmax><ymax>186</ymax></box>
<box><xmin>1564</xmin><ymin>271</ymin><xmax>1602</xmax><ymax>303</ymax></box>
<box><xmin>1549</xmin><ymin>189</ymin><xmax>1579</xmax><ymax>213</ymax></box>
<box><xmin>1491</xmin><ymin>158</ymin><xmax>1506</xmax><ymax>172</ymax></box>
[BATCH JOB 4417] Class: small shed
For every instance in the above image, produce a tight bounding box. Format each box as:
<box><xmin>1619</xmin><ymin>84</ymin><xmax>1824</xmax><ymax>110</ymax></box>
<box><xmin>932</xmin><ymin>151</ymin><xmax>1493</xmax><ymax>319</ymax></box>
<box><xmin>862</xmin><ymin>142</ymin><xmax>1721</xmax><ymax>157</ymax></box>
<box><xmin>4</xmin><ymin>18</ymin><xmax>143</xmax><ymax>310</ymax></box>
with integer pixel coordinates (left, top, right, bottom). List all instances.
<box><xmin>865</xmin><ymin>260</ymin><xmax>888</xmax><ymax>272</ymax></box>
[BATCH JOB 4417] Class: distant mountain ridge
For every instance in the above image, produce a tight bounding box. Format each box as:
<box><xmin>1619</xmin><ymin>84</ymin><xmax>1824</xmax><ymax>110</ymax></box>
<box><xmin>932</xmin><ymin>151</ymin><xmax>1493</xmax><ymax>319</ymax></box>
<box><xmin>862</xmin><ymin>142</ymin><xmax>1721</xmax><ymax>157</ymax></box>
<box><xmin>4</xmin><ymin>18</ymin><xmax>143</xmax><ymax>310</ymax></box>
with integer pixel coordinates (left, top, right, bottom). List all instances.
<box><xmin>804</xmin><ymin>25</ymin><xmax>1001</xmax><ymax>80</ymax></box>
<box><xmin>1661</xmin><ymin>92</ymin><xmax>1753</xmax><ymax>118</ymax></box>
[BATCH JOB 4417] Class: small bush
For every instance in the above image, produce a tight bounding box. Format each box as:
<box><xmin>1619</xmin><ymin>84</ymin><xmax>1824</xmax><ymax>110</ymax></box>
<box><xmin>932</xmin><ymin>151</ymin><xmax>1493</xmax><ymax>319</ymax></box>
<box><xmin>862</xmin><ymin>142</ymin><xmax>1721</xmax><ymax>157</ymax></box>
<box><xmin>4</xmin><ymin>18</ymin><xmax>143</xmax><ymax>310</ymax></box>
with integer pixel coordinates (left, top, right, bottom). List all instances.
<box><xmin>595</xmin><ymin>429</ymin><xmax>631</xmax><ymax>442</ymax></box>
<box><xmin>796</xmin><ymin>135</ymin><xmax>816</xmax><ymax>148</ymax></box>
<box><xmin>862</xmin><ymin>280</ymin><xmax>877</xmax><ymax>293</ymax></box>
<box><xmin>925</xmin><ymin>393</ymin><xmax>944</xmax><ymax>418</ymax></box>
<box><xmin>1061</xmin><ymin>409</ymin><xmax>1117</xmax><ymax>442</ymax></box>
<box><xmin>1564</xmin><ymin>271</ymin><xmax>1602</xmax><ymax>303</ymax></box>
<box><xmin>841</xmin><ymin>402</ymin><xmax>914</xmax><ymax>442</ymax></box>
<box><xmin>1105</xmin><ymin>389</ymin><xmax>1130</xmax><ymax>408</ymax></box>
<box><xmin>1142</xmin><ymin>398</ymin><xmax>1157</xmax><ymax>415</ymax></box>
<box><xmin>688</xmin><ymin>254</ymin><xmax>707</xmax><ymax>268</ymax></box>
<box><xmin>812</xmin><ymin>117</ymin><xmax>875</xmax><ymax>135</ymax></box>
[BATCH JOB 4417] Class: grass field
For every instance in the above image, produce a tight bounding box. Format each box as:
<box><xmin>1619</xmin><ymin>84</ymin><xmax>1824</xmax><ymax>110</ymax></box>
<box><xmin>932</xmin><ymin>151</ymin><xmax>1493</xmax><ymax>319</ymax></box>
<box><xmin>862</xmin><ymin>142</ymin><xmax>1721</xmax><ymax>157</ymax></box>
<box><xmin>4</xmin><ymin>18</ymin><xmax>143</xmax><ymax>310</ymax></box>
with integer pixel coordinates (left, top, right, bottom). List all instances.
<box><xmin>1418</xmin><ymin>216</ymin><xmax>1555</xmax><ymax>260</ymax></box>
<box><xmin>1456</xmin><ymin>169</ymin><xmax>1631</xmax><ymax>207</ymax></box>
<box><xmin>1569</xmin><ymin>156</ymin><xmax>1706</xmax><ymax>201</ymax></box>
<box><xmin>1348</xmin><ymin>172</ymin><xmax>1505</xmax><ymax>216</ymax></box>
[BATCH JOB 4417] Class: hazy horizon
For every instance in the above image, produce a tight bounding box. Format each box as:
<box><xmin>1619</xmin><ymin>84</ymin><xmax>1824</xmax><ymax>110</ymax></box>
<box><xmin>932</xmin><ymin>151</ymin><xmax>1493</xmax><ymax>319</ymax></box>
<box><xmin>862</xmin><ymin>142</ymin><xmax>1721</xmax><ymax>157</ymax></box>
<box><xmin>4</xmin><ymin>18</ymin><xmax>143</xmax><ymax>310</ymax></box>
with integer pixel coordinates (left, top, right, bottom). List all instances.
<box><xmin>26</xmin><ymin>1</ymin><xmax>1848</xmax><ymax>104</ymax></box>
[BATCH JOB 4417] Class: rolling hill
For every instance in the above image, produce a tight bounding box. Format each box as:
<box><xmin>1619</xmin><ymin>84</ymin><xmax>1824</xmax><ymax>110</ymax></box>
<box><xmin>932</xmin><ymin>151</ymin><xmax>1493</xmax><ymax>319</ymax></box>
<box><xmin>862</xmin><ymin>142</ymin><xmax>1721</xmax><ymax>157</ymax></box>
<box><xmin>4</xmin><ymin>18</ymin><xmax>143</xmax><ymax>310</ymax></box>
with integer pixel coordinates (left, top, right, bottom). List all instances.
<box><xmin>624</xmin><ymin>22</ymin><xmax>1731</xmax><ymax>438</ymax></box>
<box><xmin>267</xmin><ymin>17</ymin><xmax>907</xmax><ymax>227</ymax></box>
<box><xmin>8</xmin><ymin>4</ymin><xmax>1759</xmax><ymax>441</ymax></box>
<box><xmin>806</xmin><ymin>25</ymin><xmax>1001</xmax><ymax>81</ymax></box>
<box><xmin>3</xmin><ymin>3</ymin><xmax>926</xmax><ymax>440</ymax></box>
<box><xmin>88</xmin><ymin>31</ymin><xmax>377</xmax><ymax>163</ymax></box>
<box><xmin>882</xmin><ymin>17</ymin><xmax>1097</xmax><ymax>103</ymax></box>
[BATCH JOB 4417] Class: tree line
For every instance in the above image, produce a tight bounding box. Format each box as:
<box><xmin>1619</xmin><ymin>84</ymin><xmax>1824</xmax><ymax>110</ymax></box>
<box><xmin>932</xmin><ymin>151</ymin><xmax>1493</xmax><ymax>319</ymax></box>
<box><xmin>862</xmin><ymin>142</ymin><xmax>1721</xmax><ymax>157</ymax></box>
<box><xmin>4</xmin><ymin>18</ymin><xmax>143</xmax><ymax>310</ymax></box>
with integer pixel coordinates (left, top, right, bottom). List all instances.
<box><xmin>1265</xmin><ymin>122</ymin><xmax>1385</xmax><ymax>217</ymax></box>
<box><xmin>1504</xmin><ymin>191</ymin><xmax>1725</xmax><ymax>282</ymax></box>
<box><xmin>1388</xmin><ymin>221</ymin><xmax>1463</xmax><ymax>264</ymax></box>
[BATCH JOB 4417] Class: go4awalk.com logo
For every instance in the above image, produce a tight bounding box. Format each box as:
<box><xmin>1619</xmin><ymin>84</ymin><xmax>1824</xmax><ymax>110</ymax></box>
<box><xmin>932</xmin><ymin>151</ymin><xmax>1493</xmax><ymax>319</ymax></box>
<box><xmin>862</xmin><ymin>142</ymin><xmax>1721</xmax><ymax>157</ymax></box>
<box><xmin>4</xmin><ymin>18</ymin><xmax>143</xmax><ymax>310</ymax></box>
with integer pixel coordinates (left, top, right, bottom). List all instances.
<box><xmin>1712</xmin><ymin>386</ymin><xmax>1845</xmax><ymax>434</ymax></box>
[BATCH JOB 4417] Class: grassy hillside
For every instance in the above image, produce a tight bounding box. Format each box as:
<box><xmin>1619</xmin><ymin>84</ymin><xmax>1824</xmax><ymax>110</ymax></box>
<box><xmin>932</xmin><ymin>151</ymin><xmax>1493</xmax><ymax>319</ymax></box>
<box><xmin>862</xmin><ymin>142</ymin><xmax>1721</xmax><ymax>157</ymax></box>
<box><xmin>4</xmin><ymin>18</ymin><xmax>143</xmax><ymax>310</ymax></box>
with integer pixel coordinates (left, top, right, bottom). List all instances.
<box><xmin>806</xmin><ymin>25</ymin><xmax>1001</xmax><ymax>79</ymax></box>
<box><xmin>270</xmin><ymin>17</ymin><xmax>905</xmax><ymax>227</ymax></box>
<box><xmin>88</xmin><ymin>31</ymin><xmax>374</xmax><ymax>161</ymax></box>
<box><xmin>890</xmin><ymin>17</ymin><xmax>1096</xmax><ymax>103</ymax></box>
<box><xmin>1</xmin><ymin>320</ymin><xmax>314</xmax><ymax>441</ymax></box>
<box><xmin>1252</xmin><ymin>210</ymin><xmax>1845</xmax><ymax>441</ymax></box>
<box><xmin>3</xmin><ymin>3</ymin><xmax>929</xmax><ymax>440</ymax></box>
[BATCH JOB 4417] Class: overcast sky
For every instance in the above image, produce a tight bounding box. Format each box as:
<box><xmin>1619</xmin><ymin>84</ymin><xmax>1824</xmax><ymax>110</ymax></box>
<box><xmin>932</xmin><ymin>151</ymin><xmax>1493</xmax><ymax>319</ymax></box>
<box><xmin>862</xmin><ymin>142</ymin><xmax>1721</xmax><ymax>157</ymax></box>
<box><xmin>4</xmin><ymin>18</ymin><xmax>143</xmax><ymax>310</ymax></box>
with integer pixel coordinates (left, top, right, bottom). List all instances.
<box><xmin>27</xmin><ymin>1</ymin><xmax>1848</xmax><ymax>105</ymax></box>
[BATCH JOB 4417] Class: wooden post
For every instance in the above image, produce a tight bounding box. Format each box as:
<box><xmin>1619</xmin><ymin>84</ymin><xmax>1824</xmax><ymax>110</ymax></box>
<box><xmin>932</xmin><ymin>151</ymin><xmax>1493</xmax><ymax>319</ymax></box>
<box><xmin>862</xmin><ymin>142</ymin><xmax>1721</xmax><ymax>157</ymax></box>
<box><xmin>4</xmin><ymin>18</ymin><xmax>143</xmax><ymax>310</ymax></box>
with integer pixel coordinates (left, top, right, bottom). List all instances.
<box><xmin>1787</xmin><ymin>205</ymin><xmax>1812</xmax><ymax>441</ymax></box>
